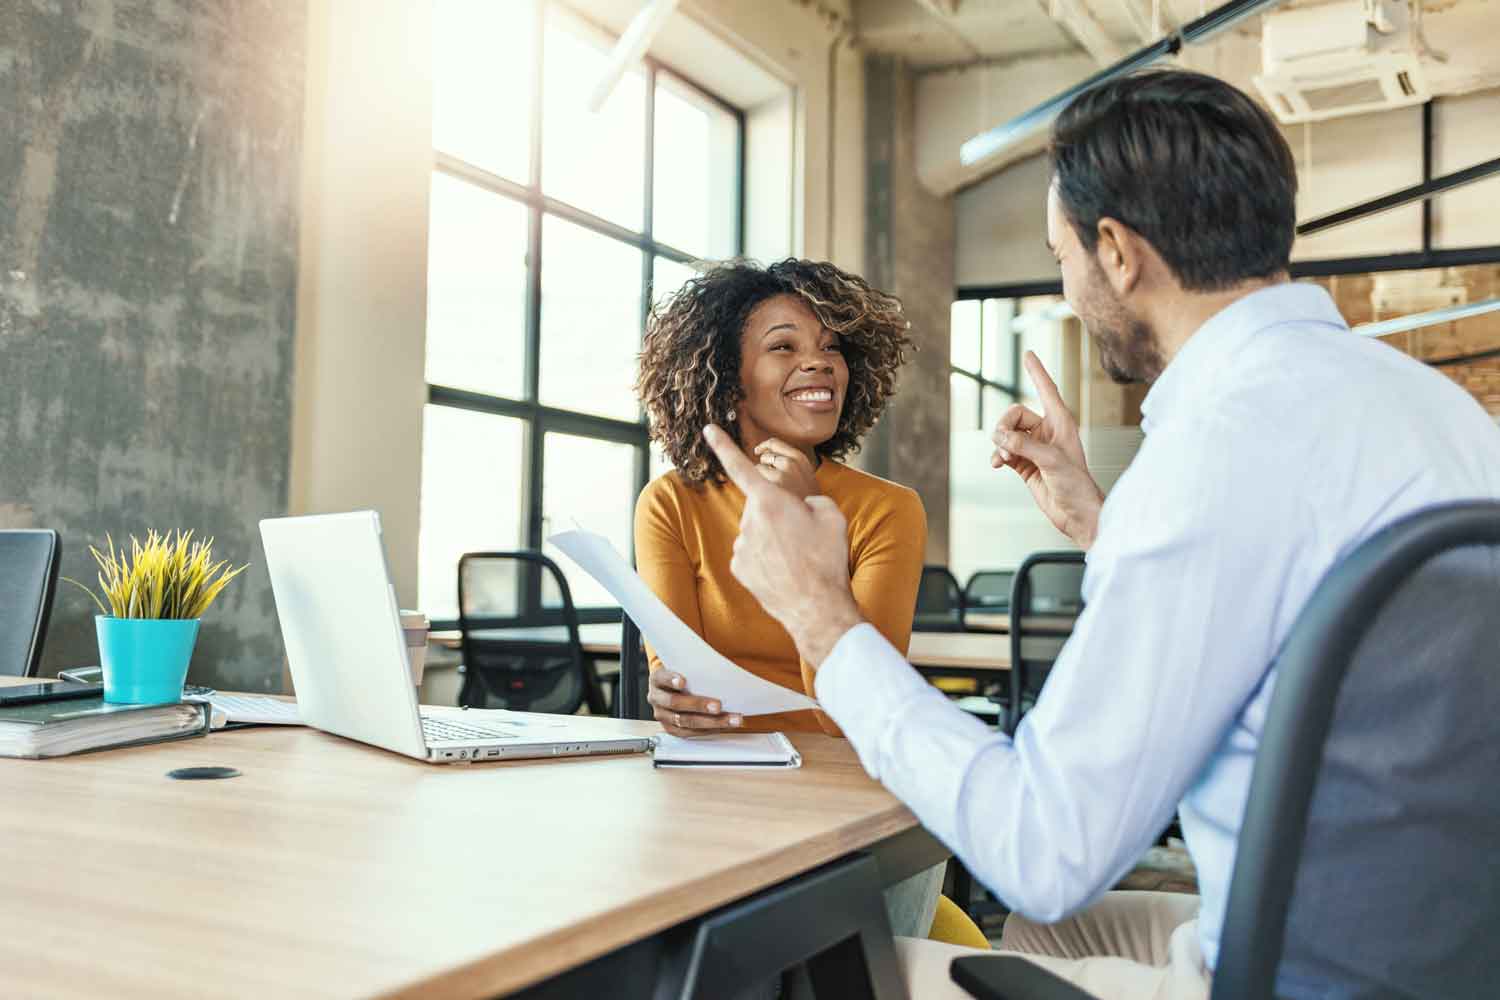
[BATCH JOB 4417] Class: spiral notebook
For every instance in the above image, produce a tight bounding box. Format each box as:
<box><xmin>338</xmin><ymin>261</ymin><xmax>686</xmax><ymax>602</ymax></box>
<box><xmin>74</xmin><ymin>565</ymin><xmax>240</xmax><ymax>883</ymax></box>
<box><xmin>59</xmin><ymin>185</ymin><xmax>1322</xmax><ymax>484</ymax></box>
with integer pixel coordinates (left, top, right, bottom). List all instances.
<box><xmin>651</xmin><ymin>732</ymin><xmax>802</xmax><ymax>769</ymax></box>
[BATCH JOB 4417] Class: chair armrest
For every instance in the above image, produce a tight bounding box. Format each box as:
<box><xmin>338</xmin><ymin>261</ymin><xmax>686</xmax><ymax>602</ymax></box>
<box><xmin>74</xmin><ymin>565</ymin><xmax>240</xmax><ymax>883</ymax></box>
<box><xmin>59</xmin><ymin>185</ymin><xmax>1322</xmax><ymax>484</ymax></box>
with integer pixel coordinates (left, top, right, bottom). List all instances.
<box><xmin>951</xmin><ymin>955</ymin><xmax>1099</xmax><ymax>1000</ymax></box>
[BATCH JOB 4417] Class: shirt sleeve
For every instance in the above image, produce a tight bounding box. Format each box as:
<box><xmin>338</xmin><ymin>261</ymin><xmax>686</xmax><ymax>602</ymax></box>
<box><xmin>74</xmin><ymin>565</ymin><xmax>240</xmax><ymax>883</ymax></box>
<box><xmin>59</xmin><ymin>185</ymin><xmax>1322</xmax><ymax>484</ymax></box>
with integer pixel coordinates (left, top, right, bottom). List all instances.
<box><xmin>800</xmin><ymin>487</ymin><xmax>927</xmax><ymax>737</ymax></box>
<box><xmin>815</xmin><ymin>417</ymin><xmax>1301</xmax><ymax>922</ymax></box>
<box><xmin>633</xmin><ymin>480</ymin><xmax>704</xmax><ymax>676</ymax></box>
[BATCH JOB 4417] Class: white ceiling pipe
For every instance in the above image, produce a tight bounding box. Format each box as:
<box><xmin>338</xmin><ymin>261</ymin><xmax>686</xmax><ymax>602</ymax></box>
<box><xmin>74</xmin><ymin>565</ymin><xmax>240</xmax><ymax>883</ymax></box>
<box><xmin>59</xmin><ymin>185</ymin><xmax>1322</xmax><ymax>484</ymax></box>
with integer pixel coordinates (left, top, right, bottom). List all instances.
<box><xmin>587</xmin><ymin>0</ymin><xmax>680</xmax><ymax>114</ymax></box>
<box><xmin>1352</xmin><ymin>297</ymin><xmax>1500</xmax><ymax>338</ymax></box>
<box><xmin>1000</xmin><ymin>295</ymin><xmax>1500</xmax><ymax>340</ymax></box>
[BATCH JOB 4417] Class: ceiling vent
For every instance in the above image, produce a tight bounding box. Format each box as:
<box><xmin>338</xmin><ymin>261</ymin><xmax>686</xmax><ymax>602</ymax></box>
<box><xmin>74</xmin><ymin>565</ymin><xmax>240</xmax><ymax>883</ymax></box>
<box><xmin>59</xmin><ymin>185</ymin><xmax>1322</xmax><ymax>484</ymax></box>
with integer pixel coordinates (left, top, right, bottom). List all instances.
<box><xmin>1253</xmin><ymin>0</ymin><xmax>1431</xmax><ymax>124</ymax></box>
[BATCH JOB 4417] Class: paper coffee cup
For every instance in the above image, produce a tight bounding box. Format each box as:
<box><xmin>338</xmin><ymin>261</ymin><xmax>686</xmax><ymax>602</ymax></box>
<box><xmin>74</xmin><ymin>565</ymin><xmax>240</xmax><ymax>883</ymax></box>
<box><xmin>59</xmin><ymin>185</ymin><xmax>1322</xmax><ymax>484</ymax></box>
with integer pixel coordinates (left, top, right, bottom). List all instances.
<box><xmin>399</xmin><ymin>610</ymin><xmax>430</xmax><ymax>686</ymax></box>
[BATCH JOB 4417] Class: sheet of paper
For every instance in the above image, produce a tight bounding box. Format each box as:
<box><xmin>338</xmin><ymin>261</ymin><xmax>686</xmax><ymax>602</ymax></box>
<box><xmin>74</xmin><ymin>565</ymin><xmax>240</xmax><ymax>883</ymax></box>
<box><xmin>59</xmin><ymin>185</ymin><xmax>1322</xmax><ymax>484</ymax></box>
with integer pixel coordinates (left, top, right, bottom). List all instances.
<box><xmin>549</xmin><ymin>529</ymin><xmax>818</xmax><ymax>716</ymax></box>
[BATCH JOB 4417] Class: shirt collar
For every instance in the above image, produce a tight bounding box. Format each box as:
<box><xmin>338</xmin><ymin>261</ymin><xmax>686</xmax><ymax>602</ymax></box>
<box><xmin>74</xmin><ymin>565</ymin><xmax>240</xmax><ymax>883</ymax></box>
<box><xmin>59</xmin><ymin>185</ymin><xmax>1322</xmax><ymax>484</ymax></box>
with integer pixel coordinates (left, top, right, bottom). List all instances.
<box><xmin>1139</xmin><ymin>282</ymin><xmax>1347</xmax><ymax>433</ymax></box>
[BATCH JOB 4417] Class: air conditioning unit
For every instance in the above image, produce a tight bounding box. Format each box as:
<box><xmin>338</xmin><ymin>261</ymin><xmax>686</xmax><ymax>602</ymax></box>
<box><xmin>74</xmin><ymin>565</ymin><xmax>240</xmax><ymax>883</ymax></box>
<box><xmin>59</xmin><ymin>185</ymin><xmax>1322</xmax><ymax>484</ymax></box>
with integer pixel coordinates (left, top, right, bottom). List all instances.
<box><xmin>1253</xmin><ymin>0</ymin><xmax>1431</xmax><ymax>124</ymax></box>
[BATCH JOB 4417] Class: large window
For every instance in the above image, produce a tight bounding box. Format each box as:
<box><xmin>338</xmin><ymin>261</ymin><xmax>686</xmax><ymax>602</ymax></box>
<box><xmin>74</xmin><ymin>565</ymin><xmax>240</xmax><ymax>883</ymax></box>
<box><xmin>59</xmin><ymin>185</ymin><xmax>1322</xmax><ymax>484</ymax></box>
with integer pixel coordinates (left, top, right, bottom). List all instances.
<box><xmin>420</xmin><ymin>0</ymin><xmax>744</xmax><ymax>623</ymax></box>
<box><xmin>948</xmin><ymin>294</ymin><xmax>1074</xmax><ymax>586</ymax></box>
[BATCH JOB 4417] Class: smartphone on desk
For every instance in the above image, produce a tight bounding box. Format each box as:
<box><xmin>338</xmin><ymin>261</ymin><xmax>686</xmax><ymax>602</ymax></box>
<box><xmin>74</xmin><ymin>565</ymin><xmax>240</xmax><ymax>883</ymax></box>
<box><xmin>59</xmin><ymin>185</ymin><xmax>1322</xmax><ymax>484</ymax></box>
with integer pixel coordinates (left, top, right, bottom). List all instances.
<box><xmin>0</xmin><ymin>681</ymin><xmax>104</xmax><ymax>707</ymax></box>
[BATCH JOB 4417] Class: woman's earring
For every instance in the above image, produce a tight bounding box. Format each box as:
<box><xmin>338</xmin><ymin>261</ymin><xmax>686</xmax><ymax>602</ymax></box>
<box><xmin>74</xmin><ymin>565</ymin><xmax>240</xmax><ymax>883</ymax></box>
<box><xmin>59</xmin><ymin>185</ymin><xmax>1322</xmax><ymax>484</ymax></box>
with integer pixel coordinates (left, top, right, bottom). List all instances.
<box><xmin>727</xmin><ymin>408</ymin><xmax>736</xmax><ymax>423</ymax></box>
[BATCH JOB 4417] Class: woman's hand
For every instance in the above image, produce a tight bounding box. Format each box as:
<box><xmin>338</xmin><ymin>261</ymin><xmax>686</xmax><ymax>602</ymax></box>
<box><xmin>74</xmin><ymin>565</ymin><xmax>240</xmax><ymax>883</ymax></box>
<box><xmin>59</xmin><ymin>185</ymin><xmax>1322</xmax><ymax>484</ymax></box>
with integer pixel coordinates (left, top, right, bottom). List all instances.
<box><xmin>648</xmin><ymin>668</ymin><xmax>744</xmax><ymax>737</ymax></box>
<box><xmin>752</xmin><ymin>438</ymin><xmax>821</xmax><ymax>500</ymax></box>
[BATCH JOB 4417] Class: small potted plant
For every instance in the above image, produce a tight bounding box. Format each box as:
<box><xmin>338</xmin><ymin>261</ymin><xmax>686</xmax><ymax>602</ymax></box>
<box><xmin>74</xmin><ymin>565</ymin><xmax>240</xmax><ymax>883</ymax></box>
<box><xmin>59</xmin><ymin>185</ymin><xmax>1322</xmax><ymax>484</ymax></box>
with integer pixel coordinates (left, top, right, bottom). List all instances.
<box><xmin>66</xmin><ymin>531</ymin><xmax>248</xmax><ymax>704</ymax></box>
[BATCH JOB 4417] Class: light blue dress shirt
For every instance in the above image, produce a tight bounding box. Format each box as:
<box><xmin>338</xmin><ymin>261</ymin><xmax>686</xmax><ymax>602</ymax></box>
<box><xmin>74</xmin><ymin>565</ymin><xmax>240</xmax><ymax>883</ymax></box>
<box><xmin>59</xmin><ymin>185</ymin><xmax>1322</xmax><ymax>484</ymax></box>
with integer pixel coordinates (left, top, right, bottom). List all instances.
<box><xmin>814</xmin><ymin>282</ymin><xmax>1500</xmax><ymax>969</ymax></box>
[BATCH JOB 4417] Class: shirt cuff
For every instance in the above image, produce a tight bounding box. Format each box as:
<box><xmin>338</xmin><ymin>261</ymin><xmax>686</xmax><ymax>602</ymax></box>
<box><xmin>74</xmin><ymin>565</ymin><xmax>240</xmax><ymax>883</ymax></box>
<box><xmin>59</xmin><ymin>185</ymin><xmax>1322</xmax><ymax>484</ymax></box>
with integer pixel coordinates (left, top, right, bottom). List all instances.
<box><xmin>814</xmin><ymin>622</ymin><xmax>935</xmax><ymax>776</ymax></box>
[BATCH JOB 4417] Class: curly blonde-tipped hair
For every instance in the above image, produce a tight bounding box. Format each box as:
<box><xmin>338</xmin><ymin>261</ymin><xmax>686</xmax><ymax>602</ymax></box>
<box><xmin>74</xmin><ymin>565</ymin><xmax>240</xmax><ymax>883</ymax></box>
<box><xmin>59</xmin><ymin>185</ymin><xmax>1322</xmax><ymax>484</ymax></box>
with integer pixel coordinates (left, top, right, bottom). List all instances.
<box><xmin>636</xmin><ymin>258</ymin><xmax>913</xmax><ymax>485</ymax></box>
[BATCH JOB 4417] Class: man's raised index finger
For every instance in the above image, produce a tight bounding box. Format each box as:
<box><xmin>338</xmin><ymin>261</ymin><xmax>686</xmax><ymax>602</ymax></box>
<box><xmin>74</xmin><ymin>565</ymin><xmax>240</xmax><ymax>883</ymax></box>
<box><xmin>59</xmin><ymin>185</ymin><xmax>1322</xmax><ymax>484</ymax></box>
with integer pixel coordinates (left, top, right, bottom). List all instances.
<box><xmin>1024</xmin><ymin>350</ymin><xmax>1067</xmax><ymax>413</ymax></box>
<box><xmin>704</xmin><ymin>424</ymin><xmax>772</xmax><ymax>497</ymax></box>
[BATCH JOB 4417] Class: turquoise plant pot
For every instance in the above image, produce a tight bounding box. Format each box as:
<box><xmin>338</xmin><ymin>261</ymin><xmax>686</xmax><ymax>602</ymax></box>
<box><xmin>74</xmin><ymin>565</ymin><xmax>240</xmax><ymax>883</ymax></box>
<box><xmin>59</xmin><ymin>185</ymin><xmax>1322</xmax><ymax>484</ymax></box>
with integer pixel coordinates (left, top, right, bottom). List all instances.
<box><xmin>95</xmin><ymin>616</ymin><xmax>200</xmax><ymax>704</ymax></box>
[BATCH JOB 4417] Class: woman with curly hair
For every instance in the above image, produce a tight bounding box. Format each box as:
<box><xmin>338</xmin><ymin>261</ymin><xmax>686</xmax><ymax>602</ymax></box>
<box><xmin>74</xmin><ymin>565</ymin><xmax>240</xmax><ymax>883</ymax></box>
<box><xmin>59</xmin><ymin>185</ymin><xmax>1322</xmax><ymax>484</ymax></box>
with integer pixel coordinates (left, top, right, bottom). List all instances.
<box><xmin>634</xmin><ymin>258</ymin><xmax>957</xmax><ymax>949</ymax></box>
<box><xmin>634</xmin><ymin>257</ymin><xmax>925</xmax><ymax>739</ymax></box>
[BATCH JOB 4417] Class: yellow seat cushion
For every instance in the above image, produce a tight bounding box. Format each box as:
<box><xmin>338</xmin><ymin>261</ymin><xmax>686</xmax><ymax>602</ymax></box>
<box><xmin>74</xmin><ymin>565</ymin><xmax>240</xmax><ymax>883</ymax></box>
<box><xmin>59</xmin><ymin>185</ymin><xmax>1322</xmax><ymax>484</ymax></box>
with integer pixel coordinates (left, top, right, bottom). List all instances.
<box><xmin>927</xmin><ymin>894</ymin><xmax>990</xmax><ymax>949</ymax></box>
<box><xmin>930</xmin><ymin>676</ymin><xmax>979</xmax><ymax>695</ymax></box>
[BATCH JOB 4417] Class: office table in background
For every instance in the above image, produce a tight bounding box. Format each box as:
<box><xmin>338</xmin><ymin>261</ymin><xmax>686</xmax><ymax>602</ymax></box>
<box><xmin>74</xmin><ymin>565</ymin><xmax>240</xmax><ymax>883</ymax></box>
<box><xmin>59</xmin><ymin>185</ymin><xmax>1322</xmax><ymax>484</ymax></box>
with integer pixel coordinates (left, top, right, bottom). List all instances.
<box><xmin>433</xmin><ymin>623</ymin><xmax>624</xmax><ymax>657</ymax></box>
<box><xmin>0</xmin><ymin>677</ymin><xmax>945</xmax><ymax>998</ymax></box>
<box><xmin>435</xmin><ymin>624</ymin><xmax>1010</xmax><ymax>673</ymax></box>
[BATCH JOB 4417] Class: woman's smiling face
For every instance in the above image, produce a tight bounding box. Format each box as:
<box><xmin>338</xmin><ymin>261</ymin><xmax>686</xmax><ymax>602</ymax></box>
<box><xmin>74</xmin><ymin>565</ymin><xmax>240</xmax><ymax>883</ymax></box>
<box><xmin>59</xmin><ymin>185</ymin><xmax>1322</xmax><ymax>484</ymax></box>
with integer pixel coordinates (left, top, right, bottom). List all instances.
<box><xmin>735</xmin><ymin>293</ymin><xmax>849</xmax><ymax>456</ymax></box>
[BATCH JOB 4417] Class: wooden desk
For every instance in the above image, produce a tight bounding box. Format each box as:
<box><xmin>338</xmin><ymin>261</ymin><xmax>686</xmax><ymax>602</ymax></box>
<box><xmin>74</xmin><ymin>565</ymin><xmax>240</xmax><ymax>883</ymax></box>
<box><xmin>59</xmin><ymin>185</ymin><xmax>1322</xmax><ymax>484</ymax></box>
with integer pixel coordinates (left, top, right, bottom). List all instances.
<box><xmin>0</xmin><ymin>678</ymin><xmax>943</xmax><ymax>998</ymax></box>
<box><xmin>907</xmin><ymin>631</ymin><xmax>1009</xmax><ymax>674</ymax></box>
<box><xmin>961</xmin><ymin>611</ymin><xmax>1009</xmax><ymax>633</ymax></box>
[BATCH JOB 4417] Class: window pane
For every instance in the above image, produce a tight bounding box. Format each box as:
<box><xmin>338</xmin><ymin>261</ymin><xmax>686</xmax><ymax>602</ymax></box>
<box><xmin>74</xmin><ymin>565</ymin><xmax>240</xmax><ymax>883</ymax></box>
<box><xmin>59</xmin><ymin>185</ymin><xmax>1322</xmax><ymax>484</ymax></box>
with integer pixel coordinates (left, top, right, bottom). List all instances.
<box><xmin>951</xmin><ymin>300</ymin><xmax>980</xmax><ymax>373</ymax></box>
<box><xmin>982</xmin><ymin>298</ymin><xmax>1016</xmax><ymax>386</ymax></box>
<box><xmin>1018</xmin><ymin>295</ymin><xmax>1067</xmax><ymax>411</ymax></box>
<box><xmin>539</xmin><ymin>216</ymin><xmax>644</xmax><ymax>421</ymax></box>
<box><xmin>432</xmin><ymin>0</ymin><xmax>534</xmax><ymax>183</ymax></box>
<box><xmin>649</xmin><ymin>441</ymin><xmax>673</xmax><ymax>482</ymax></box>
<box><xmin>418</xmin><ymin>405</ymin><xmax>526</xmax><ymax>621</ymax></box>
<box><xmin>541</xmin><ymin>9</ymin><xmax>646</xmax><ymax>230</ymax></box>
<box><xmin>425</xmin><ymin>174</ymin><xmax>528</xmax><ymax>399</ymax></box>
<box><xmin>653</xmin><ymin>71</ymin><xmax>738</xmax><ymax>258</ymax></box>
<box><xmin>951</xmin><ymin>373</ymin><xmax>980</xmax><ymax>434</ymax></box>
<box><xmin>650</xmin><ymin>255</ymin><xmax>697</xmax><ymax>311</ymax></box>
<box><xmin>541</xmin><ymin>433</ymin><xmax>637</xmax><ymax>607</ymax></box>
<box><xmin>982</xmin><ymin>387</ymin><xmax>1011</xmax><ymax>432</ymax></box>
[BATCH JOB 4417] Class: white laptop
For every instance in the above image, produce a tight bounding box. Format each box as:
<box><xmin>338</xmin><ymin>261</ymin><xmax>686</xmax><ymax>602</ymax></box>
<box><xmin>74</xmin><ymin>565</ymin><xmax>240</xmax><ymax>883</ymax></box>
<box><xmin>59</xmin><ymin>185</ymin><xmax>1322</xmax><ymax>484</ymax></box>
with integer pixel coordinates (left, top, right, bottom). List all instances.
<box><xmin>259</xmin><ymin>511</ymin><xmax>651</xmax><ymax>764</ymax></box>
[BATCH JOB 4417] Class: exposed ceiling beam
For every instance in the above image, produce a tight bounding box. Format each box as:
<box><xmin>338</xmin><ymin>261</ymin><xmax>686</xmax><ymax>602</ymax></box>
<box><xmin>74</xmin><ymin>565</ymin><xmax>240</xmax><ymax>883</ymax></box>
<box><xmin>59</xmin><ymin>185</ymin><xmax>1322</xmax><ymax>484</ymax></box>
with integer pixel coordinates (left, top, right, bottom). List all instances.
<box><xmin>1037</xmin><ymin>0</ymin><xmax>1129</xmax><ymax>65</ymax></box>
<box><xmin>961</xmin><ymin>0</ymin><xmax>1285</xmax><ymax>170</ymax></box>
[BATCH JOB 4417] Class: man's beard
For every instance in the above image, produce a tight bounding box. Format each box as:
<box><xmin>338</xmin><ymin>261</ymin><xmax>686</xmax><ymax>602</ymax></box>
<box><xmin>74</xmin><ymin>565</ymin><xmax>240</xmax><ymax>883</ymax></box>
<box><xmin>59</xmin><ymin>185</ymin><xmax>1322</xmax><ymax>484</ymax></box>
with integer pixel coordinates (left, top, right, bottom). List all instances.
<box><xmin>1077</xmin><ymin>261</ymin><xmax>1163</xmax><ymax>385</ymax></box>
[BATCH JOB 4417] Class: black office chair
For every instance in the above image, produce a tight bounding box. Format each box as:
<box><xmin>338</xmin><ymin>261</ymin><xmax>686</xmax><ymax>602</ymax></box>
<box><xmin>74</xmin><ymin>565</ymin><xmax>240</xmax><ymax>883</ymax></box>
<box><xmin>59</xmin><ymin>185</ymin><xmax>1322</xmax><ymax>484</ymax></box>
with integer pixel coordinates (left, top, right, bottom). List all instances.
<box><xmin>455</xmin><ymin>551</ymin><xmax>609</xmax><ymax>715</ymax></box>
<box><xmin>913</xmin><ymin>565</ymin><xmax>964</xmax><ymax>632</ymax></box>
<box><xmin>1005</xmin><ymin>551</ymin><xmax>1085</xmax><ymax>736</ymax></box>
<box><xmin>952</xmin><ymin>501</ymin><xmax>1500</xmax><ymax>1000</ymax></box>
<box><xmin>962</xmin><ymin>570</ymin><xmax>1015</xmax><ymax>616</ymax></box>
<box><xmin>1</xmin><ymin>529</ymin><xmax>61</xmax><ymax>678</ymax></box>
<box><xmin>617</xmin><ymin>613</ymin><xmax>654</xmax><ymax>721</ymax></box>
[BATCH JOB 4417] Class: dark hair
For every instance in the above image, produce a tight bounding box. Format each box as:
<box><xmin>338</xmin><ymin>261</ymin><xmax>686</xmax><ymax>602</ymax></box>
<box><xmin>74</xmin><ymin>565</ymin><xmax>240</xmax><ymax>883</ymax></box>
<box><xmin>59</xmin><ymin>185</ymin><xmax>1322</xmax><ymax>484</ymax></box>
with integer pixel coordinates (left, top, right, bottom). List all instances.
<box><xmin>636</xmin><ymin>259</ymin><xmax>912</xmax><ymax>485</ymax></box>
<box><xmin>1049</xmin><ymin>69</ymin><xmax>1297</xmax><ymax>292</ymax></box>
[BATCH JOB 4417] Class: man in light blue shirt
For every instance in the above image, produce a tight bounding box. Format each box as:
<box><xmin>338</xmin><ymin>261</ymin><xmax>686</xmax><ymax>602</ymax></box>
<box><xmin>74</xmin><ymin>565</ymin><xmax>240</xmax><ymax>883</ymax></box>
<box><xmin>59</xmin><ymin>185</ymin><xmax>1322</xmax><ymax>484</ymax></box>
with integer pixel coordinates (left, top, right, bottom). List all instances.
<box><xmin>663</xmin><ymin>69</ymin><xmax>1500</xmax><ymax>998</ymax></box>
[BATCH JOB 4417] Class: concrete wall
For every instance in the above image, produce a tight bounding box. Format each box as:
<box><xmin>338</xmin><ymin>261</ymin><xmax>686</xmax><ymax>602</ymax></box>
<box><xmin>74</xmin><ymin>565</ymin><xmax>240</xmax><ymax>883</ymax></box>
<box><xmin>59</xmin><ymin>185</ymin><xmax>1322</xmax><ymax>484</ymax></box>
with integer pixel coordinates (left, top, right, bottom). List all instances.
<box><xmin>0</xmin><ymin>0</ymin><xmax>303</xmax><ymax>689</ymax></box>
<box><xmin>862</xmin><ymin>54</ymin><xmax>955</xmax><ymax>564</ymax></box>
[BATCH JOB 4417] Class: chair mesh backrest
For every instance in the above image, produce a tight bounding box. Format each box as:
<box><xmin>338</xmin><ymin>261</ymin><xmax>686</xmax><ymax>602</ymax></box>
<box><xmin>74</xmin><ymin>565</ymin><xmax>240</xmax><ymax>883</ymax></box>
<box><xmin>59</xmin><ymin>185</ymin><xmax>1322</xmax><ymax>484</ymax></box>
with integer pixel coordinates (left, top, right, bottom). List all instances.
<box><xmin>963</xmin><ymin>571</ymin><xmax>1015</xmax><ymax>611</ymax></box>
<box><xmin>0</xmin><ymin>530</ymin><xmax>60</xmax><ymax>678</ymax></box>
<box><xmin>1269</xmin><ymin>544</ymin><xmax>1500</xmax><ymax>997</ymax></box>
<box><xmin>620</xmin><ymin>614</ymin><xmax>653</xmax><ymax>721</ymax></box>
<box><xmin>457</xmin><ymin>553</ymin><xmax>586</xmax><ymax>715</ymax></box>
<box><xmin>1008</xmin><ymin>553</ymin><xmax>1084</xmax><ymax>734</ymax></box>
<box><xmin>1017</xmin><ymin>561</ymin><xmax>1085</xmax><ymax>616</ymax></box>
<box><xmin>914</xmin><ymin>566</ymin><xmax>963</xmax><ymax>631</ymax></box>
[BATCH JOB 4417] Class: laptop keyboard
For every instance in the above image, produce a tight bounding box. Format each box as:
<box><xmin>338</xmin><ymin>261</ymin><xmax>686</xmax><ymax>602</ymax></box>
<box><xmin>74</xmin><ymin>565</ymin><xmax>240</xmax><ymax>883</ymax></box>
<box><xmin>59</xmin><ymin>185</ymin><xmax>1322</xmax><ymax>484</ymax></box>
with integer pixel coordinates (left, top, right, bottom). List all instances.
<box><xmin>421</xmin><ymin>715</ymin><xmax>520</xmax><ymax>743</ymax></box>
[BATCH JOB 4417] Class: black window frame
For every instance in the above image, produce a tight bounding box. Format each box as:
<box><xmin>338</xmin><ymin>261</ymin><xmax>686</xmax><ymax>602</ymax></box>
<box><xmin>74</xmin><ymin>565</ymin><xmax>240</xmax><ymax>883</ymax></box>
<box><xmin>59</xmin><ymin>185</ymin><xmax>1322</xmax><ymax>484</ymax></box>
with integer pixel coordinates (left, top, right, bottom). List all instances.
<box><xmin>950</xmin><ymin>295</ymin><xmax>1024</xmax><ymax>432</ymax></box>
<box><xmin>425</xmin><ymin>1</ymin><xmax>747</xmax><ymax>628</ymax></box>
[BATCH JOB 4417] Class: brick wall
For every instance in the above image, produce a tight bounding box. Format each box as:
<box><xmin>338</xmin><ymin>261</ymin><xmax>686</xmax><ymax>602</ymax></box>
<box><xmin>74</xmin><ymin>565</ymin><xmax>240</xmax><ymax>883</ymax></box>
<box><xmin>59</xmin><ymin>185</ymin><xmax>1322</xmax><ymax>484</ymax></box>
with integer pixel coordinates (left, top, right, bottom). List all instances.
<box><xmin>1312</xmin><ymin>265</ymin><xmax>1500</xmax><ymax>416</ymax></box>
